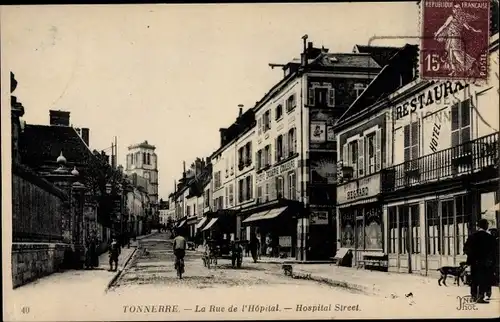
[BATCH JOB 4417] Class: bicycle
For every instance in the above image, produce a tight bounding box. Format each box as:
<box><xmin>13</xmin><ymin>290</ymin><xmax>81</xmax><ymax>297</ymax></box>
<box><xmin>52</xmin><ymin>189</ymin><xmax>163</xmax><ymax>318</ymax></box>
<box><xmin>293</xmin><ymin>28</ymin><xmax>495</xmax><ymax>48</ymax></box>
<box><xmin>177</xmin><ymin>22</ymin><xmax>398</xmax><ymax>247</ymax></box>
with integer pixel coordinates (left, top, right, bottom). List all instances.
<box><xmin>175</xmin><ymin>256</ymin><xmax>185</xmax><ymax>279</ymax></box>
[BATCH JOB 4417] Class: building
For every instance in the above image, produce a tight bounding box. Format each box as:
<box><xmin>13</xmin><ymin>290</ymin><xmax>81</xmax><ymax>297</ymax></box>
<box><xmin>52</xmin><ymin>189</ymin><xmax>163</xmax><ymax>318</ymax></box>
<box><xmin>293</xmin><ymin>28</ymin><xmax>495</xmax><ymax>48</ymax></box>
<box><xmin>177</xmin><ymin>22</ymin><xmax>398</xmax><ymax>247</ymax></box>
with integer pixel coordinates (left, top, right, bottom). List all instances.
<box><xmin>125</xmin><ymin>140</ymin><xmax>159</xmax><ymax>204</ymax></box>
<box><xmin>334</xmin><ymin>44</ymin><xmax>419</xmax><ymax>266</ymax></box>
<box><xmin>380</xmin><ymin>33</ymin><xmax>499</xmax><ymax>276</ymax></box>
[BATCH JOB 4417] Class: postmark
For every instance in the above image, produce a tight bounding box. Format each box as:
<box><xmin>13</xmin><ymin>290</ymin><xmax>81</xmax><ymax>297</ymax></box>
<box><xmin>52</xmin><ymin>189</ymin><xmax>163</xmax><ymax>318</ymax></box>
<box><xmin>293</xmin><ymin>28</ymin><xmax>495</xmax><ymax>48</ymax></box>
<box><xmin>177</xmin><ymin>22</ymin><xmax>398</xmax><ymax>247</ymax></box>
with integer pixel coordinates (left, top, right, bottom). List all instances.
<box><xmin>421</xmin><ymin>0</ymin><xmax>490</xmax><ymax>81</ymax></box>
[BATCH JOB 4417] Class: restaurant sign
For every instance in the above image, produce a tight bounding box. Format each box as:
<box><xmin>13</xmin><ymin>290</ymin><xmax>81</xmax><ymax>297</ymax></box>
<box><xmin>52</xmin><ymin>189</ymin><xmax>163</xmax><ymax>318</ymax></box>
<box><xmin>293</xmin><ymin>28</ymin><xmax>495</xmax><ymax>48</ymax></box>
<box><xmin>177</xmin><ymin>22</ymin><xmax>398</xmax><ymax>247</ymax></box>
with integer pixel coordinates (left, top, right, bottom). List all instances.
<box><xmin>256</xmin><ymin>159</ymin><xmax>296</xmax><ymax>183</ymax></box>
<box><xmin>337</xmin><ymin>173</ymin><xmax>381</xmax><ymax>205</ymax></box>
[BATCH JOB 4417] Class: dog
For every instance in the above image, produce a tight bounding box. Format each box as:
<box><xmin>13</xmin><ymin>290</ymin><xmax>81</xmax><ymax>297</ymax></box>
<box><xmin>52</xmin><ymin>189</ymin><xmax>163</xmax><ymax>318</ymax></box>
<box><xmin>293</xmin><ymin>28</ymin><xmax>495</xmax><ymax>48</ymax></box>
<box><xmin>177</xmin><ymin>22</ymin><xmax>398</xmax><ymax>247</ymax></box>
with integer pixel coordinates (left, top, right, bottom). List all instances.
<box><xmin>437</xmin><ymin>262</ymin><xmax>468</xmax><ymax>286</ymax></box>
<box><xmin>282</xmin><ymin>264</ymin><xmax>293</xmax><ymax>277</ymax></box>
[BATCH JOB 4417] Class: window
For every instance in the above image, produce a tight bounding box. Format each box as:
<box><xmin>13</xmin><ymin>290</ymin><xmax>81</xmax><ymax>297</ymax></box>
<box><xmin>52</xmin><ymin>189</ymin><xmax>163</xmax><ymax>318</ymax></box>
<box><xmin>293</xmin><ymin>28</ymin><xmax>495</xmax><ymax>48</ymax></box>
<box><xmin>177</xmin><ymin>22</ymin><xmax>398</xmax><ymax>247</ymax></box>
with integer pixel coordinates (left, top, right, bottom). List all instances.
<box><xmin>225</xmin><ymin>156</ymin><xmax>229</xmax><ymax>176</ymax></box>
<box><xmin>245</xmin><ymin>142</ymin><xmax>252</xmax><ymax>166</ymax></box>
<box><xmin>193</xmin><ymin>204</ymin><xmax>196</xmax><ymax>216</ymax></box>
<box><xmin>238</xmin><ymin>148</ymin><xmax>244</xmax><ymax>168</ymax></box>
<box><xmin>214</xmin><ymin>171</ymin><xmax>221</xmax><ymax>190</ymax></box>
<box><xmin>276</xmin><ymin>104</ymin><xmax>283</xmax><ymax>120</ymax></box>
<box><xmin>288</xmin><ymin>128</ymin><xmax>297</xmax><ymax>155</ymax></box>
<box><xmin>315</xmin><ymin>88</ymin><xmax>328</xmax><ymax>106</ymax></box>
<box><xmin>348</xmin><ymin>140</ymin><xmax>359</xmax><ymax>177</ymax></box>
<box><xmin>276</xmin><ymin>176</ymin><xmax>284</xmax><ymax>199</ymax></box>
<box><xmin>364</xmin><ymin>133</ymin><xmax>376</xmax><ymax>175</ymax></box>
<box><xmin>426</xmin><ymin>200</ymin><xmax>440</xmax><ymax>255</ymax></box>
<box><xmin>130</xmin><ymin>154</ymin><xmax>134</xmax><ymax>165</ymax></box>
<box><xmin>264</xmin><ymin>145</ymin><xmax>271</xmax><ymax>166</ymax></box>
<box><xmin>288</xmin><ymin>172</ymin><xmax>296</xmax><ymax>200</ymax></box>
<box><xmin>257</xmin><ymin>186</ymin><xmax>263</xmax><ymax>202</ymax></box>
<box><xmin>404</xmin><ymin>121</ymin><xmax>419</xmax><ymax>169</ymax></box>
<box><xmin>256</xmin><ymin>150</ymin><xmax>262</xmax><ymax>169</ymax></box>
<box><xmin>229</xmin><ymin>184</ymin><xmax>234</xmax><ymax>206</ymax></box>
<box><xmin>186</xmin><ymin>205</ymin><xmax>191</xmax><ymax>217</ymax></box>
<box><xmin>245</xmin><ymin>176</ymin><xmax>252</xmax><ymax>200</ymax></box>
<box><xmin>258</xmin><ymin>118</ymin><xmax>262</xmax><ymax>135</ymax></box>
<box><xmin>441</xmin><ymin>199</ymin><xmax>454</xmax><ymax>256</ymax></box>
<box><xmin>238</xmin><ymin>179</ymin><xmax>244</xmax><ymax>203</ymax></box>
<box><xmin>263</xmin><ymin>110</ymin><xmax>271</xmax><ymax>132</ymax></box>
<box><xmin>451</xmin><ymin>99</ymin><xmax>471</xmax><ymax>156</ymax></box>
<box><xmin>225</xmin><ymin>187</ymin><xmax>229</xmax><ymax>208</ymax></box>
<box><xmin>388</xmin><ymin>206</ymin><xmax>398</xmax><ymax>253</ymax></box>
<box><xmin>276</xmin><ymin>135</ymin><xmax>284</xmax><ymax>161</ymax></box>
<box><xmin>455</xmin><ymin>195</ymin><xmax>471</xmax><ymax>255</ymax></box>
<box><xmin>147</xmin><ymin>153</ymin><xmax>151</xmax><ymax>165</ymax></box>
<box><xmin>286</xmin><ymin>94</ymin><xmax>296</xmax><ymax>112</ymax></box>
<box><xmin>354</xmin><ymin>83</ymin><xmax>366</xmax><ymax>98</ymax></box>
<box><xmin>142</xmin><ymin>152</ymin><xmax>146</xmax><ymax>164</ymax></box>
<box><xmin>265</xmin><ymin>183</ymin><xmax>269</xmax><ymax>202</ymax></box>
<box><xmin>204</xmin><ymin>189</ymin><xmax>210</xmax><ymax>208</ymax></box>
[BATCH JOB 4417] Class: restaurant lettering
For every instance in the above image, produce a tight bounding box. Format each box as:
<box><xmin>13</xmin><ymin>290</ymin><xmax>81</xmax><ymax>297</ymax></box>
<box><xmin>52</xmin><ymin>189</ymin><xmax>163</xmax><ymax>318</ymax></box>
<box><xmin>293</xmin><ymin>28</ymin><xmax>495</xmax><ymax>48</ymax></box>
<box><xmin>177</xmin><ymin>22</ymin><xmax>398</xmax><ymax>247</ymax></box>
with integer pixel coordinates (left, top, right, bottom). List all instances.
<box><xmin>257</xmin><ymin>159</ymin><xmax>296</xmax><ymax>183</ymax></box>
<box><xmin>347</xmin><ymin>187</ymin><xmax>369</xmax><ymax>201</ymax></box>
<box><xmin>395</xmin><ymin>81</ymin><xmax>468</xmax><ymax>120</ymax></box>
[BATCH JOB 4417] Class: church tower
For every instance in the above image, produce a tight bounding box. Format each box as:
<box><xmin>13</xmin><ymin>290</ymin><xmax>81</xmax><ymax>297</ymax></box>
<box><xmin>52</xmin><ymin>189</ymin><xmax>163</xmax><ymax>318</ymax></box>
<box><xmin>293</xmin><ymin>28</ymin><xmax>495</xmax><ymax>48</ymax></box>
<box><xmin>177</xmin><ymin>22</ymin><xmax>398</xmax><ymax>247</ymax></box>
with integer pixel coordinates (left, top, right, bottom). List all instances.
<box><xmin>125</xmin><ymin>140</ymin><xmax>159</xmax><ymax>203</ymax></box>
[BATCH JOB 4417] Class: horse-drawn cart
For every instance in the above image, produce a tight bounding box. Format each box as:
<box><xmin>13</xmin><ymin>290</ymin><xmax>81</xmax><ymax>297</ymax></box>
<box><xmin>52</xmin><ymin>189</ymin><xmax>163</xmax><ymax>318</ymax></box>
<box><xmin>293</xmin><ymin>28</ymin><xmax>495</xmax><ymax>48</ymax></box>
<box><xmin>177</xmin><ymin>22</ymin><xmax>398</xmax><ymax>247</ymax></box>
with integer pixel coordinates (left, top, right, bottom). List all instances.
<box><xmin>202</xmin><ymin>239</ymin><xmax>245</xmax><ymax>269</ymax></box>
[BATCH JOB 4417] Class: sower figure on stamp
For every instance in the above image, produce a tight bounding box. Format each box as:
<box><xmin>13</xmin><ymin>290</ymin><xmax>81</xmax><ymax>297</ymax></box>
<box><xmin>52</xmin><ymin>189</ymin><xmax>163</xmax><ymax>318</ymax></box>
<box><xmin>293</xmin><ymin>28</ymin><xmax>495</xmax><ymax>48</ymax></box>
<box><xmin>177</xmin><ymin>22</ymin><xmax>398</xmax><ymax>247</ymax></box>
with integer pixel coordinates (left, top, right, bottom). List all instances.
<box><xmin>433</xmin><ymin>3</ymin><xmax>482</xmax><ymax>77</ymax></box>
<box><xmin>464</xmin><ymin>219</ymin><xmax>496</xmax><ymax>303</ymax></box>
<box><xmin>109</xmin><ymin>237</ymin><xmax>121</xmax><ymax>272</ymax></box>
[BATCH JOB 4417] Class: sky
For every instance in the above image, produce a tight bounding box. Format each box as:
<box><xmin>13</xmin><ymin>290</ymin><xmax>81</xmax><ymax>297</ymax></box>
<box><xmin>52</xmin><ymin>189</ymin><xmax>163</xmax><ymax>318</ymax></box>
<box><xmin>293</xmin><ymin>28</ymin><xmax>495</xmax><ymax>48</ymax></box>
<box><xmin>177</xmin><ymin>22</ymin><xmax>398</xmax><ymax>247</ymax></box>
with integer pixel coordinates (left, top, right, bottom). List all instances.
<box><xmin>2</xmin><ymin>3</ymin><xmax>419</xmax><ymax>200</ymax></box>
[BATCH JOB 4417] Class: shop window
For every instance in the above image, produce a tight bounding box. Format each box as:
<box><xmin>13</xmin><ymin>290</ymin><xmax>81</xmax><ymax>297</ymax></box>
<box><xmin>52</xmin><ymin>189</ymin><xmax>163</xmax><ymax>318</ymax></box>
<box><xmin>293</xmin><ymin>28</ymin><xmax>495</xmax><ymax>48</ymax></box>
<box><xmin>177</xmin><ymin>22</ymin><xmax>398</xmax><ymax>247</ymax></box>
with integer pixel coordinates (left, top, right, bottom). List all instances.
<box><xmin>410</xmin><ymin>204</ymin><xmax>420</xmax><ymax>254</ymax></box>
<box><xmin>451</xmin><ymin>99</ymin><xmax>471</xmax><ymax>157</ymax></box>
<box><xmin>364</xmin><ymin>207</ymin><xmax>383</xmax><ymax>250</ymax></box>
<box><xmin>426</xmin><ymin>200</ymin><xmax>440</xmax><ymax>255</ymax></box>
<box><xmin>388</xmin><ymin>206</ymin><xmax>398</xmax><ymax>253</ymax></box>
<box><xmin>340</xmin><ymin>210</ymin><xmax>355</xmax><ymax>248</ymax></box>
<box><xmin>398</xmin><ymin>206</ymin><xmax>409</xmax><ymax>254</ymax></box>
<box><xmin>276</xmin><ymin>104</ymin><xmax>283</xmax><ymax>120</ymax></box>
<box><xmin>441</xmin><ymin>199</ymin><xmax>455</xmax><ymax>256</ymax></box>
<box><xmin>455</xmin><ymin>195</ymin><xmax>471</xmax><ymax>255</ymax></box>
<box><xmin>356</xmin><ymin>216</ymin><xmax>364</xmax><ymax>249</ymax></box>
<box><xmin>288</xmin><ymin>172</ymin><xmax>296</xmax><ymax>200</ymax></box>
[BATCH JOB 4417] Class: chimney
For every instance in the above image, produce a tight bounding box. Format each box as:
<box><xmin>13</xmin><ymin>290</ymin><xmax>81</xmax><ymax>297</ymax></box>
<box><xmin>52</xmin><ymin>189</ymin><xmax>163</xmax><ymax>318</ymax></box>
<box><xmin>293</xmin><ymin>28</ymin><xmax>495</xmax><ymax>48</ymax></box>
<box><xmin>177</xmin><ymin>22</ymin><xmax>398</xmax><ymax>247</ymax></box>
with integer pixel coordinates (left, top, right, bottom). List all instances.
<box><xmin>49</xmin><ymin>110</ymin><xmax>71</xmax><ymax>126</ymax></box>
<box><xmin>219</xmin><ymin>128</ymin><xmax>227</xmax><ymax>146</ymax></box>
<box><xmin>81</xmin><ymin>128</ymin><xmax>90</xmax><ymax>146</ymax></box>
<box><xmin>301</xmin><ymin>34</ymin><xmax>309</xmax><ymax>67</ymax></box>
<box><xmin>238</xmin><ymin>104</ymin><xmax>244</xmax><ymax>118</ymax></box>
<box><xmin>183</xmin><ymin>161</ymin><xmax>186</xmax><ymax>179</ymax></box>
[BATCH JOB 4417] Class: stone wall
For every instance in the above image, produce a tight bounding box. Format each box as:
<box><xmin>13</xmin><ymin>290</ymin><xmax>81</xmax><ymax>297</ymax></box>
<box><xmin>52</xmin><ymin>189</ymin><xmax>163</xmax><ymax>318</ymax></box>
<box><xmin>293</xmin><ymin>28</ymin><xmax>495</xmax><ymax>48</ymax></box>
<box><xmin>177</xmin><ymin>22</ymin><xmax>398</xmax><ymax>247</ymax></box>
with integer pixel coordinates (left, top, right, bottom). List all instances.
<box><xmin>11</xmin><ymin>242</ymin><xmax>72</xmax><ymax>288</ymax></box>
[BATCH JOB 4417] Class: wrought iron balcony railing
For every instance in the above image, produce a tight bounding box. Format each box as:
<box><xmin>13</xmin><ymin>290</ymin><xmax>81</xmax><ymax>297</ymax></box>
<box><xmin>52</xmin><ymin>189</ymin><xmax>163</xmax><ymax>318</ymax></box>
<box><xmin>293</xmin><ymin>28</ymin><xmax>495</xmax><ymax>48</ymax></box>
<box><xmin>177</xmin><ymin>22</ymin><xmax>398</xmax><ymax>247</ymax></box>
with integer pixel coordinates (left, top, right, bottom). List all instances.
<box><xmin>382</xmin><ymin>132</ymin><xmax>499</xmax><ymax>193</ymax></box>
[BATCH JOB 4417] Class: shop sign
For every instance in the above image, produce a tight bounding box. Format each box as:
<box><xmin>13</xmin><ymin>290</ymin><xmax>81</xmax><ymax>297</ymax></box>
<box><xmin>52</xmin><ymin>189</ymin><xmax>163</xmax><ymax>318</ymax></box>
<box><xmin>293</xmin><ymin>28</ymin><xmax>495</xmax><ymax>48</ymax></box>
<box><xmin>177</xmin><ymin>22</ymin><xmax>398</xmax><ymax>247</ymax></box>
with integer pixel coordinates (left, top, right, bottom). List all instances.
<box><xmin>256</xmin><ymin>159</ymin><xmax>296</xmax><ymax>183</ymax></box>
<box><xmin>337</xmin><ymin>173</ymin><xmax>380</xmax><ymax>205</ymax></box>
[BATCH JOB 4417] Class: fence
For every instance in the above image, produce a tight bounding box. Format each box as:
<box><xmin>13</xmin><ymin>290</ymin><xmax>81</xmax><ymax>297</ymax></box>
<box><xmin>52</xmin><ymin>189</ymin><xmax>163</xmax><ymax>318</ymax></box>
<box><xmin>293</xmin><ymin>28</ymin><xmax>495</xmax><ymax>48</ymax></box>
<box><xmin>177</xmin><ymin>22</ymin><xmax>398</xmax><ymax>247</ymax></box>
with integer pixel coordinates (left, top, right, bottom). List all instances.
<box><xmin>12</xmin><ymin>164</ymin><xmax>67</xmax><ymax>242</ymax></box>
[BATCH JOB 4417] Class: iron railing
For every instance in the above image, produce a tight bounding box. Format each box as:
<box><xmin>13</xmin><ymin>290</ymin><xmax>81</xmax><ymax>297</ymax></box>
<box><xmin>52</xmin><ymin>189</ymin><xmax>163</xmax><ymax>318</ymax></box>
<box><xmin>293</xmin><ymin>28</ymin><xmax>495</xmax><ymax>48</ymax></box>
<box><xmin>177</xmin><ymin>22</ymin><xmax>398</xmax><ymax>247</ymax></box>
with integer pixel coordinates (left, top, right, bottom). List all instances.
<box><xmin>382</xmin><ymin>132</ymin><xmax>499</xmax><ymax>192</ymax></box>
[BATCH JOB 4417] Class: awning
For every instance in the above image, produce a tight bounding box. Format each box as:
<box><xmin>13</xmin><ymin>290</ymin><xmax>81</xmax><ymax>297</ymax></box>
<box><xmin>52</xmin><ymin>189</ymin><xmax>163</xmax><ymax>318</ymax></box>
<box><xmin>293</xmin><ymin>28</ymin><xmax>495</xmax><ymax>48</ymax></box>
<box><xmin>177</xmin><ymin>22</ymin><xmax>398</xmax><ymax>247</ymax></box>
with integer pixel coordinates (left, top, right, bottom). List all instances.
<box><xmin>195</xmin><ymin>217</ymin><xmax>208</xmax><ymax>229</ymax></box>
<box><xmin>242</xmin><ymin>206</ymin><xmax>288</xmax><ymax>224</ymax></box>
<box><xmin>337</xmin><ymin>197</ymin><xmax>378</xmax><ymax>208</ymax></box>
<box><xmin>177</xmin><ymin>220</ymin><xmax>186</xmax><ymax>228</ymax></box>
<box><xmin>202</xmin><ymin>218</ymin><xmax>218</xmax><ymax>231</ymax></box>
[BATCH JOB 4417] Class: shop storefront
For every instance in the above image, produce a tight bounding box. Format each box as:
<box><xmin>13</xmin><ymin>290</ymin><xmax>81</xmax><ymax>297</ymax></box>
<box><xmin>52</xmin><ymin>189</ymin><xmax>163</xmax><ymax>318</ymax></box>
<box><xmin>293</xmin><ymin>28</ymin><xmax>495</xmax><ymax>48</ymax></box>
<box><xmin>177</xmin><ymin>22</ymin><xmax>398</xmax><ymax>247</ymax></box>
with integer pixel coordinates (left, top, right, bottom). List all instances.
<box><xmin>241</xmin><ymin>199</ymin><xmax>303</xmax><ymax>260</ymax></box>
<box><xmin>336</xmin><ymin>172</ymin><xmax>384</xmax><ymax>265</ymax></box>
<box><xmin>199</xmin><ymin>209</ymin><xmax>239</xmax><ymax>242</ymax></box>
<box><xmin>185</xmin><ymin>216</ymin><xmax>198</xmax><ymax>241</ymax></box>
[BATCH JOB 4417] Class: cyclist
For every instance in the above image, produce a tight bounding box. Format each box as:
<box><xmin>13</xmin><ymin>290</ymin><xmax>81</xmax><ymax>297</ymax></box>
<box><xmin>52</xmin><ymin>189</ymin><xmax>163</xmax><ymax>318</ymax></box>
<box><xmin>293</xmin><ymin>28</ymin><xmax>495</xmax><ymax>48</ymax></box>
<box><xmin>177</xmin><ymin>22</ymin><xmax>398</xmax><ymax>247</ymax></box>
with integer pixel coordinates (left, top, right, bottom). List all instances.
<box><xmin>173</xmin><ymin>229</ymin><xmax>187</xmax><ymax>275</ymax></box>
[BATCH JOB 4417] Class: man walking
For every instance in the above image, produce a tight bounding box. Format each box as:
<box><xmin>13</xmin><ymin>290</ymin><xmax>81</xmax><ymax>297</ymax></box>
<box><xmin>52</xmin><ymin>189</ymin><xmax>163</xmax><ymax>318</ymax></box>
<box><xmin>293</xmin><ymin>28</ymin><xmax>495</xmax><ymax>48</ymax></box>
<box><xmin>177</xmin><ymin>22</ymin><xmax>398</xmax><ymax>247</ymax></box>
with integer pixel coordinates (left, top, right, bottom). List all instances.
<box><xmin>109</xmin><ymin>237</ymin><xmax>121</xmax><ymax>272</ymax></box>
<box><xmin>464</xmin><ymin>219</ymin><xmax>496</xmax><ymax>303</ymax></box>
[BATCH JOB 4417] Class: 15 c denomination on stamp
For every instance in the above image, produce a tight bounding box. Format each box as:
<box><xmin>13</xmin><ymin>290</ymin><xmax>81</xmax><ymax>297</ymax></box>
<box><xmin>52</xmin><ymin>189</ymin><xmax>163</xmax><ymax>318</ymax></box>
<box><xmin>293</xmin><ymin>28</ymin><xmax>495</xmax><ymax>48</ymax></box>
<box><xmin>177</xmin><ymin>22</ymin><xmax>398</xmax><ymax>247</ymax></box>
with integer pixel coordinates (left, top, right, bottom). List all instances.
<box><xmin>421</xmin><ymin>0</ymin><xmax>490</xmax><ymax>81</ymax></box>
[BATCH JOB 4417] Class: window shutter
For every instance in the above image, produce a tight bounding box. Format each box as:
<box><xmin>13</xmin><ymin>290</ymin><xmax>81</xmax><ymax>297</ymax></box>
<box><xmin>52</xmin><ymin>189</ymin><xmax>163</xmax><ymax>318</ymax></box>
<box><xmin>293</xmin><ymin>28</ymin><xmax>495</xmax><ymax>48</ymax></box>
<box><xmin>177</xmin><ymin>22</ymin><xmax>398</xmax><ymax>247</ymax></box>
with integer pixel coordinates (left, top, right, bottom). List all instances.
<box><xmin>375</xmin><ymin>129</ymin><xmax>382</xmax><ymax>172</ymax></box>
<box><xmin>274</xmin><ymin>138</ymin><xmax>278</xmax><ymax>163</ymax></box>
<box><xmin>283</xmin><ymin>133</ymin><xmax>288</xmax><ymax>158</ymax></box>
<box><xmin>343</xmin><ymin>144</ymin><xmax>348</xmax><ymax>165</ymax></box>
<box><xmin>308</xmin><ymin>87</ymin><xmax>315</xmax><ymax>106</ymax></box>
<box><xmin>328</xmin><ymin>88</ymin><xmax>335</xmax><ymax>107</ymax></box>
<box><xmin>358</xmin><ymin>138</ymin><xmax>364</xmax><ymax>177</ymax></box>
<box><xmin>293</xmin><ymin>129</ymin><xmax>297</xmax><ymax>155</ymax></box>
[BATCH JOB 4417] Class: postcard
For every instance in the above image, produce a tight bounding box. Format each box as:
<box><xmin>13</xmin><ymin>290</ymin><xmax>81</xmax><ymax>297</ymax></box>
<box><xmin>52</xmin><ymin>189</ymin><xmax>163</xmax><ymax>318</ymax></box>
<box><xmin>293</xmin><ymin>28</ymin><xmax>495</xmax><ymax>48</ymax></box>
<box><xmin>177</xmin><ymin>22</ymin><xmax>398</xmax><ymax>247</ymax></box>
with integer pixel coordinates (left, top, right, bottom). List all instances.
<box><xmin>2</xmin><ymin>1</ymin><xmax>499</xmax><ymax>321</ymax></box>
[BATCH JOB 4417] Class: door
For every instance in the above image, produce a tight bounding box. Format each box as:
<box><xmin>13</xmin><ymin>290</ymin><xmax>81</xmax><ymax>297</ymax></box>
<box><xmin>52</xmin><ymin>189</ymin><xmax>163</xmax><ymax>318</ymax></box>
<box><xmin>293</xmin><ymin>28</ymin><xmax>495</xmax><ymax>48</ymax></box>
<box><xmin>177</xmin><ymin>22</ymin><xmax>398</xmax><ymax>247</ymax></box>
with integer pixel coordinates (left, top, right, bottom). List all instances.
<box><xmin>441</xmin><ymin>199</ymin><xmax>455</xmax><ymax>267</ymax></box>
<box><xmin>409</xmin><ymin>204</ymin><xmax>421</xmax><ymax>273</ymax></box>
<box><xmin>398</xmin><ymin>205</ymin><xmax>410</xmax><ymax>272</ymax></box>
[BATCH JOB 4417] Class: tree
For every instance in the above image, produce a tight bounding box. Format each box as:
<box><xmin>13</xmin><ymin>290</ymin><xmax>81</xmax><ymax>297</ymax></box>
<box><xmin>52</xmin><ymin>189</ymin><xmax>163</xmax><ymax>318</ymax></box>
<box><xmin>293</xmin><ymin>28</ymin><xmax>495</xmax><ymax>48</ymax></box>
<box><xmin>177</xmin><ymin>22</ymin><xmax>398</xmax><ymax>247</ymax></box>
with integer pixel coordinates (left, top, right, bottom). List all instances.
<box><xmin>80</xmin><ymin>150</ymin><xmax>129</xmax><ymax>227</ymax></box>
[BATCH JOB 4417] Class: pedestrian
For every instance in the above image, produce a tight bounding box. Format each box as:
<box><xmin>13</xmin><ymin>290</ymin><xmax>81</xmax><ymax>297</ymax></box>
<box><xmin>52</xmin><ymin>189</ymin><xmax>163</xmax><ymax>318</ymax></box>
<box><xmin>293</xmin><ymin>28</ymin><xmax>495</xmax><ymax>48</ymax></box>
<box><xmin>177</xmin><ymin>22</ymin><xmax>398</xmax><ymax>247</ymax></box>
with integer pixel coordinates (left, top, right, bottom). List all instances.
<box><xmin>249</xmin><ymin>233</ymin><xmax>258</xmax><ymax>263</ymax></box>
<box><xmin>464</xmin><ymin>219</ymin><xmax>497</xmax><ymax>303</ymax></box>
<box><xmin>485</xmin><ymin>228</ymin><xmax>498</xmax><ymax>300</ymax></box>
<box><xmin>109</xmin><ymin>237</ymin><xmax>121</xmax><ymax>272</ymax></box>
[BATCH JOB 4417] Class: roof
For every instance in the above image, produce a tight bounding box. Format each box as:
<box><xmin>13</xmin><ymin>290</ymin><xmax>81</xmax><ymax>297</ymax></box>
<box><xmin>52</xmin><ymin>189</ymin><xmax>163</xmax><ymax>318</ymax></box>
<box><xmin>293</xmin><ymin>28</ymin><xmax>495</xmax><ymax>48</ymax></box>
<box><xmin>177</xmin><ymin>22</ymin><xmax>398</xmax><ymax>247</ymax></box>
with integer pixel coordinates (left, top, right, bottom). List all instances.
<box><xmin>353</xmin><ymin>45</ymin><xmax>402</xmax><ymax>67</ymax></box>
<box><xmin>311</xmin><ymin>52</ymin><xmax>381</xmax><ymax>69</ymax></box>
<box><xmin>20</xmin><ymin>124</ymin><xmax>93</xmax><ymax>169</ymax></box>
<box><xmin>128</xmin><ymin>140</ymin><xmax>156</xmax><ymax>150</ymax></box>
<box><xmin>336</xmin><ymin>44</ymin><xmax>418</xmax><ymax>128</ymax></box>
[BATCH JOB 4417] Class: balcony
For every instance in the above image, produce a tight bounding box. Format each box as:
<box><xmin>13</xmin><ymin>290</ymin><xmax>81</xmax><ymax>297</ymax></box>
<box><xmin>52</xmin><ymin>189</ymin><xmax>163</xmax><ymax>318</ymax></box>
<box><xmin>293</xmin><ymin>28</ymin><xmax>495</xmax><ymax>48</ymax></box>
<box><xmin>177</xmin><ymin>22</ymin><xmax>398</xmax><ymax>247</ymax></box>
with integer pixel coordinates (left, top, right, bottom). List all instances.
<box><xmin>382</xmin><ymin>132</ymin><xmax>499</xmax><ymax>193</ymax></box>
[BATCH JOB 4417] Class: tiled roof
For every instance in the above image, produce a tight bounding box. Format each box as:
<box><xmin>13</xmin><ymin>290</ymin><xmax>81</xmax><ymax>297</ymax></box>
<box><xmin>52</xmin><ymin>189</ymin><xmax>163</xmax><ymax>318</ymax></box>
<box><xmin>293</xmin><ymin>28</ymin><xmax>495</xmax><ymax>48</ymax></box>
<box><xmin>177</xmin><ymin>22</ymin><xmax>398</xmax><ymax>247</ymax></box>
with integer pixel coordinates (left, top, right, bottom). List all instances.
<box><xmin>313</xmin><ymin>53</ymin><xmax>381</xmax><ymax>69</ymax></box>
<box><xmin>19</xmin><ymin>124</ymin><xmax>93</xmax><ymax>169</ymax></box>
<box><xmin>353</xmin><ymin>45</ymin><xmax>402</xmax><ymax>67</ymax></box>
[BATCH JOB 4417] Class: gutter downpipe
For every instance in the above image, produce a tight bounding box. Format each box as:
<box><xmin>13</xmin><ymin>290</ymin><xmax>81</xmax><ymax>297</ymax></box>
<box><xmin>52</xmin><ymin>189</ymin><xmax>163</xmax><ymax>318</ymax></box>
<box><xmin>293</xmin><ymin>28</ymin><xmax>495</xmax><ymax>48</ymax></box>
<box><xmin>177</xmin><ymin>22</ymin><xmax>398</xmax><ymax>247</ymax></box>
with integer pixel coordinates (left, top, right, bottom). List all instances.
<box><xmin>299</xmin><ymin>34</ymin><xmax>308</xmax><ymax>262</ymax></box>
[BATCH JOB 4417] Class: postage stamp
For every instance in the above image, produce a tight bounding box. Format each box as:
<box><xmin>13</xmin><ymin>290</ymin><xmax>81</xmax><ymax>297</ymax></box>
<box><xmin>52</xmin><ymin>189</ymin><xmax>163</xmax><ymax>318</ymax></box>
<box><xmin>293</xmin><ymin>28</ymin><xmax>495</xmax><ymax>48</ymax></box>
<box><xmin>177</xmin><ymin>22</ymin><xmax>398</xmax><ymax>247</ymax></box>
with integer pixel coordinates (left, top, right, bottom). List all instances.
<box><xmin>421</xmin><ymin>0</ymin><xmax>490</xmax><ymax>81</ymax></box>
